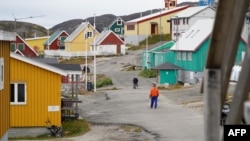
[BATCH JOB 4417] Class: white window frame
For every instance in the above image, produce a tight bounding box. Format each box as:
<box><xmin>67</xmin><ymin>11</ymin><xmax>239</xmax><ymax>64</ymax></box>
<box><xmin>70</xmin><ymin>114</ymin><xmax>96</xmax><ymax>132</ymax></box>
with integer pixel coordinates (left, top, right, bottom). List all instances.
<box><xmin>177</xmin><ymin>52</ymin><xmax>181</xmax><ymax>60</ymax></box>
<box><xmin>114</xmin><ymin>28</ymin><xmax>120</xmax><ymax>32</ymax></box>
<box><xmin>182</xmin><ymin>52</ymin><xmax>187</xmax><ymax>60</ymax></box>
<box><xmin>117</xmin><ymin>19</ymin><xmax>122</xmax><ymax>25</ymax></box>
<box><xmin>10</xmin><ymin>83</ymin><xmax>27</xmax><ymax>105</ymax></box>
<box><xmin>187</xmin><ymin>52</ymin><xmax>192</xmax><ymax>61</ymax></box>
<box><xmin>0</xmin><ymin>58</ymin><xmax>3</xmax><ymax>90</ymax></box>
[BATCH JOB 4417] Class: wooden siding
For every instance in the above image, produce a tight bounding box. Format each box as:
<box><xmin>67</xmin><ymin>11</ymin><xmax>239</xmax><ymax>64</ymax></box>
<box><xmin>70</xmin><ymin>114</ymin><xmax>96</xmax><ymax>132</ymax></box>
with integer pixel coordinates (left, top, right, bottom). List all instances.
<box><xmin>65</xmin><ymin>27</ymin><xmax>99</xmax><ymax>52</ymax></box>
<box><xmin>0</xmin><ymin>41</ymin><xmax>10</xmax><ymax>138</ymax></box>
<box><xmin>100</xmin><ymin>32</ymin><xmax>123</xmax><ymax>45</ymax></box>
<box><xmin>159</xmin><ymin>70</ymin><xmax>178</xmax><ymax>85</ymax></box>
<box><xmin>49</xmin><ymin>32</ymin><xmax>68</xmax><ymax>50</ymax></box>
<box><xmin>10</xmin><ymin>58</ymin><xmax>62</xmax><ymax>127</ymax></box>
<box><xmin>12</xmin><ymin>36</ymin><xmax>37</xmax><ymax>57</ymax></box>
<box><xmin>124</xmin><ymin>12</ymin><xmax>184</xmax><ymax>36</ymax></box>
<box><xmin>166</xmin><ymin>39</ymin><xmax>246</xmax><ymax>72</ymax></box>
<box><xmin>109</xmin><ymin>20</ymin><xmax>124</xmax><ymax>35</ymax></box>
<box><xmin>25</xmin><ymin>37</ymin><xmax>48</xmax><ymax>53</ymax></box>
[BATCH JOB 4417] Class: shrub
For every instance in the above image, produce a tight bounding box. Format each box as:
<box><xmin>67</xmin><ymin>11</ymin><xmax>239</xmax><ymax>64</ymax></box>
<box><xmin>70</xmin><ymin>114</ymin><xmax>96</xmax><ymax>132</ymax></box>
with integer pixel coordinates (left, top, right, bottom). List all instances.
<box><xmin>96</xmin><ymin>77</ymin><xmax>113</xmax><ymax>88</ymax></box>
<box><xmin>139</xmin><ymin>69</ymin><xmax>156</xmax><ymax>78</ymax></box>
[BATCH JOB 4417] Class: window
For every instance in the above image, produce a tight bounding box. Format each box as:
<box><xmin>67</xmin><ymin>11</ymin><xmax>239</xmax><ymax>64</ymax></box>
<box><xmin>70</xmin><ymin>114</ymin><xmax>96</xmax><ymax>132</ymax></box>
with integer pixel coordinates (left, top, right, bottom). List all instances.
<box><xmin>10</xmin><ymin>43</ymin><xmax>16</xmax><ymax>51</ymax></box>
<box><xmin>17</xmin><ymin>43</ymin><xmax>25</xmax><ymax>51</ymax></box>
<box><xmin>127</xmin><ymin>25</ymin><xmax>135</xmax><ymax>30</ymax></box>
<box><xmin>58</xmin><ymin>36</ymin><xmax>67</xmax><ymax>47</ymax></box>
<box><xmin>10</xmin><ymin>83</ymin><xmax>26</xmax><ymax>104</ymax></box>
<box><xmin>114</xmin><ymin>28</ymin><xmax>120</xmax><ymax>32</ymax></box>
<box><xmin>177</xmin><ymin>52</ymin><xmax>181</xmax><ymax>60</ymax></box>
<box><xmin>117</xmin><ymin>19</ymin><xmax>122</xmax><ymax>25</ymax></box>
<box><xmin>0</xmin><ymin>58</ymin><xmax>3</xmax><ymax>90</ymax></box>
<box><xmin>188</xmin><ymin>52</ymin><xmax>192</xmax><ymax>61</ymax></box>
<box><xmin>87</xmin><ymin>32</ymin><xmax>92</xmax><ymax>38</ymax></box>
<box><xmin>173</xmin><ymin>19</ymin><xmax>180</xmax><ymax>25</ymax></box>
<box><xmin>182</xmin><ymin>52</ymin><xmax>187</xmax><ymax>60</ymax></box>
<box><xmin>85</xmin><ymin>31</ymin><xmax>93</xmax><ymax>39</ymax></box>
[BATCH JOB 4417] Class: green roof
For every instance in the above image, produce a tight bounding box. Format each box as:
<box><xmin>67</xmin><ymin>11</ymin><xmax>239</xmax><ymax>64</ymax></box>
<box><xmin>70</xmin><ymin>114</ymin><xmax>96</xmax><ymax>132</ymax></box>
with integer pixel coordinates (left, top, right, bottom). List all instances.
<box><xmin>44</xmin><ymin>31</ymin><xmax>66</xmax><ymax>45</ymax></box>
<box><xmin>150</xmin><ymin>41</ymin><xmax>175</xmax><ymax>52</ymax></box>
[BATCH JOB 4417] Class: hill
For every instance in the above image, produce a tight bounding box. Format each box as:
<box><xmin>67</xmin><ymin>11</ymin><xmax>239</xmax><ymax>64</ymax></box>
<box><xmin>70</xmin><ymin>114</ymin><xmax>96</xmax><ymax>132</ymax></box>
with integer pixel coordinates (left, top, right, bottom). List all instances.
<box><xmin>0</xmin><ymin>2</ymin><xmax>200</xmax><ymax>38</ymax></box>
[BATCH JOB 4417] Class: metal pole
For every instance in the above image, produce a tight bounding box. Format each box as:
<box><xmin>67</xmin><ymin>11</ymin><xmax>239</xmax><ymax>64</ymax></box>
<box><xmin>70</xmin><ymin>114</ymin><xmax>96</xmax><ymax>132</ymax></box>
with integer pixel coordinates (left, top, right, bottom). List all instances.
<box><xmin>94</xmin><ymin>14</ymin><xmax>97</xmax><ymax>92</ymax></box>
<box><xmin>85</xmin><ymin>26</ymin><xmax>88</xmax><ymax>90</ymax></box>
<box><xmin>146</xmin><ymin>23</ymin><xmax>148</xmax><ymax>69</ymax></box>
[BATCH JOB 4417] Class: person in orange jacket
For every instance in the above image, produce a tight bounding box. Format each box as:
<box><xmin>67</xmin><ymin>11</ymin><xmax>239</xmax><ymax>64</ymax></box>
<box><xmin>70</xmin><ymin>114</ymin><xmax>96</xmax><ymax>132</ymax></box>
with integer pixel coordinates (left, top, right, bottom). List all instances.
<box><xmin>149</xmin><ymin>83</ymin><xmax>159</xmax><ymax>109</ymax></box>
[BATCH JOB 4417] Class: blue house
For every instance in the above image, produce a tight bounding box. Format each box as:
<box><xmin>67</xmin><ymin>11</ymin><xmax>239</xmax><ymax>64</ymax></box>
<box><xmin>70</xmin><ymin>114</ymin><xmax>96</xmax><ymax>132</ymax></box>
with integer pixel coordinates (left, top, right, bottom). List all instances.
<box><xmin>199</xmin><ymin>0</ymin><xmax>215</xmax><ymax>6</ymax></box>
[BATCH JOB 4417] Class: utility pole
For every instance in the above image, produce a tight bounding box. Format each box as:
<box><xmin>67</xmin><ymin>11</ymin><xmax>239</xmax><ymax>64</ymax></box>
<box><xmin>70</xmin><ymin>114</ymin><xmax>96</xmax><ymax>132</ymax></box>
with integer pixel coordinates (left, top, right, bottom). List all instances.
<box><xmin>93</xmin><ymin>14</ymin><xmax>97</xmax><ymax>92</ymax></box>
<box><xmin>12</xmin><ymin>14</ymin><xmax>45</xmax><ymax>33</ymax></box>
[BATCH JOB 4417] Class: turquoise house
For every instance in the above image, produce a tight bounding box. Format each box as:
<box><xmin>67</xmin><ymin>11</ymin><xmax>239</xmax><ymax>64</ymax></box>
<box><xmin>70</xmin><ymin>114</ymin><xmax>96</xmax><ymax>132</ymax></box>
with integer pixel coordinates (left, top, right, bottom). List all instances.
<box><xmin>167</xmin><ymin>19</ymin><xmax>246</xmax><ymax>84</ymax></box>
<box><xmin>142</xmin><ymin>41</ymin><xmax>175</xmax><ymax>69</ymax></box>
<box><xmin>153</xmin><ymin>62</ymin><xmax>181</xmax><ymax>85</ymax></box>
<box><xmin>144</xmin><ymin>19</ymin><xmax>246</xmax><ymax>85</ymax></box>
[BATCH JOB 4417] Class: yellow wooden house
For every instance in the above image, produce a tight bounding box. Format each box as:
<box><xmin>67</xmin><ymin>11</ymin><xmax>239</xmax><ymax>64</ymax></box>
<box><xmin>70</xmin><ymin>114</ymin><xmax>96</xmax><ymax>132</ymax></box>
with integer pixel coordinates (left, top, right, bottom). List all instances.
<box><xmin>64</xmin><ymin>22</ymin><xmax>100</xmax><ymax>52</ymax></box>
<box><xmin>0</xmin><ymin>31</ymin><xmax>15</xmax><ymax>141</ymax></box>
<box><xmin>10</xmin><ymin>53</ymin><xmax>67</xmax><ymax>128</ymax></box>
<box><xmin>124</xmin><ymin>5</ymin><xmax>189</xmax><ymax>45</ymax></box>
<box><xmin>25</xmin><ymin>36</ymin><xmax>48</xmax><ymax>55</ymax></box>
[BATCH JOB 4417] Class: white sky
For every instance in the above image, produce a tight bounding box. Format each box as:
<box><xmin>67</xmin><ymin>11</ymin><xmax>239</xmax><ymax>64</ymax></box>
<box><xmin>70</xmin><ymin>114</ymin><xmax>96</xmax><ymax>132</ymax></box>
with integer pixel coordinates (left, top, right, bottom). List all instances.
<box><xmin>0</xmin><ymin>0</ymin><xmax>198</xmax><ymax>28</ymax></box>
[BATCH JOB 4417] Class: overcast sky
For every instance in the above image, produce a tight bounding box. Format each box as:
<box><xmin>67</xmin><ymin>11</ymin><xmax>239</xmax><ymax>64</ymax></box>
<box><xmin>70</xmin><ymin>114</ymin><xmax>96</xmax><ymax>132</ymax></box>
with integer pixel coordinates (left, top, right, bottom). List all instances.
<box><xmin>1</xmin><ymin>0</ymin><xmax>198</xmax><ymax>28</ymax></box>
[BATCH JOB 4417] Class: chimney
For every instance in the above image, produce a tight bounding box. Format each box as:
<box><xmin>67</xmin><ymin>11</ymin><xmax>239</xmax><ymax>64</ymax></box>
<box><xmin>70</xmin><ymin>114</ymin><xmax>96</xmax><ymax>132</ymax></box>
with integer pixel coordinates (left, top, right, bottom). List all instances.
<box><xmin>165</xmin><ymin>0</ymin><xmax>177</xmax><ymax>9</ymax></box>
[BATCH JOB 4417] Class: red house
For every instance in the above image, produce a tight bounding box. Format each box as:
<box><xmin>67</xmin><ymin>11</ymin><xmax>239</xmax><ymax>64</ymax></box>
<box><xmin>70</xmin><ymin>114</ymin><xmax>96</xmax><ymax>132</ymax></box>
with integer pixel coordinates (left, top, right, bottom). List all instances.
<box><xmin>10</xmin><ymin>34</ymin><xmax>38</xmax><ymax>57</ymax></box>
<box><xmin>44</xmin><ymin>30</ymin><xmax>69</xmax><ymax>50</ymax></box>
<box><xmin>91</xmin><ymin>30</ymin><xmax>126</xmax><ymax>55</ymax></box>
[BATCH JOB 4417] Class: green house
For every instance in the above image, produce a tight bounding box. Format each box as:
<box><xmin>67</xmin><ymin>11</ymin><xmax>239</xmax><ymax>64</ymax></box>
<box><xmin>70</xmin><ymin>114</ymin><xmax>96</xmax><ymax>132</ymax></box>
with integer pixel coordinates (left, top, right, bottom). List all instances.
<box><xmin>107</xmin><ymin>17</ymin><xmax>125</xmax><ymax>40</ymax></box>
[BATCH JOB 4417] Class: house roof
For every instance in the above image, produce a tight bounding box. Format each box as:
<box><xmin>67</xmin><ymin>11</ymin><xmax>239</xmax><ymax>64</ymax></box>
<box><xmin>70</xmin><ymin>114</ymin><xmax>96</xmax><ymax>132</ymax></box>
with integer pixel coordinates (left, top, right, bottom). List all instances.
<box><xmin>125</xmin><ymin>5</ymin><xmax>189</xmax><ymax>24</ymax></box>
<box><xmin>64</xmin><ymin>22</ymin><xmax>98</xmax><ymax>42</ymax></box>
<box><xmin>91</xmin><ymin>30</ymin><xmax>125</xmax><ymax>45</ymax></box>
<box><xmin>171</xmin><ymin>6</ymin><xmax>214</xmax><ymax>18</ymax></box>
<box><xmin>32</xmin><ymin>58</ymin><xmax>59</xmax><ymax>64</ymax></box>
<box><xmin>170</xmin><ymin>19</ymin><xmax>214</xmax><ymax>51</ymax></box>
<box><xmin>25</xmin><ymin>36</ymin><xmax>49</xmax><ymax>41</ymax></box>
<box><xmin>16</xmin><ymin>34</ymin><xmax>39</xmax><ymax>56</ymax></box>
<box><xmin>153</xmin><ymin>62</ymin><xmax>182</xmax><ymax>70</ymax></box>
<box><xmin>10</xmin><ymin>53</ymin><xmax>67</xmax><ymax>76</ymax></box>
<box><xmin>0</xmin><ymin>30</ymin><xmax>16</xmax><ymax>41</ymax></box>
<box><xmin>49</xmin><ymin>64</ymin><xmax>82</xmax><ymax>74</ymax></box>
<box><xmin>108</xmin><ymin>17</ymin><xmax>124</xmax><ymax>28</ymax></box>
<box><xmin>44</xmin><ymin>30</ymin><xmax>68</xmax><ymax>45</ymax></box>
<box><xmin>150</xmin><ymin>41</ymin><xmax>175</xmax><ymax>52</ymax></box>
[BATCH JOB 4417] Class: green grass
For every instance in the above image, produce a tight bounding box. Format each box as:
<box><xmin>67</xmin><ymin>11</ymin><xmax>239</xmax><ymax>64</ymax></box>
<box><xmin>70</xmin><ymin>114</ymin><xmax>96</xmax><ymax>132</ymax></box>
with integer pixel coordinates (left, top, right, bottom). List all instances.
<box><xmin>62</xmin><ymin>119</ymin><xmax>90</xmax><ymax>137</ymax></box>
<box><xmin>139</xmin><ymin>69</ymin><xmax>157</xmax><ymax>78</ymax></box>
<box><xmin>96</xmin><ymin>77</ymin><xmax>113</xmax><ymax>88</ymax></box>
<box><xmin>9</xmin><ymin>119</ymin><xmax>90</xmax><ymax>140</ymax></box>
<box><xmin>128</xmin><ymin>34</ymin><xmax>172</xmax><ymax>50</ymax></box>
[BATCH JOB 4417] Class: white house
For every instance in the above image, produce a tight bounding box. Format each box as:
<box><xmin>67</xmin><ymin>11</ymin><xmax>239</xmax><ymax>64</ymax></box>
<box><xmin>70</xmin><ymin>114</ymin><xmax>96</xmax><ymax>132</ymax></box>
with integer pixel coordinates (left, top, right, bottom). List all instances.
<box><xmin>170</xmin><ymin>6</ymin><xmax>216</xmax><ymax>41</ymax></box>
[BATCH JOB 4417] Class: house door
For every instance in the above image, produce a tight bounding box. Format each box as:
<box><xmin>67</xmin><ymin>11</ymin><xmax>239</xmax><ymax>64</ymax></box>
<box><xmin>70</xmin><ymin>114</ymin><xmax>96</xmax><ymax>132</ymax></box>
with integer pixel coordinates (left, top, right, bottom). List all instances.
<box><xmin>151</xmin><ymin>24</ymin><xmax>157</xmax><ymax>35</ymax></box>
<box><xmin>117</xmin><ymin>45</ymin><xmax>121</xmax><ymax>54</ymax></box>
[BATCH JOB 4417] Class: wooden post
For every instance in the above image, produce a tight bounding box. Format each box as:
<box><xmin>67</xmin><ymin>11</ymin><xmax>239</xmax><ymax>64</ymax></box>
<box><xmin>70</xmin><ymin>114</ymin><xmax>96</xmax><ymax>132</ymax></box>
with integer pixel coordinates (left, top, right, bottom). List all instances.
<box><xmin>226</xmin><ymin>43</ymin><xmax>250</xmax><ymax>124</ymax></box>
<box><xmin>204</xmin><ymin>69</ymin><xmax>221</xmax><ymax>141</ymax></box>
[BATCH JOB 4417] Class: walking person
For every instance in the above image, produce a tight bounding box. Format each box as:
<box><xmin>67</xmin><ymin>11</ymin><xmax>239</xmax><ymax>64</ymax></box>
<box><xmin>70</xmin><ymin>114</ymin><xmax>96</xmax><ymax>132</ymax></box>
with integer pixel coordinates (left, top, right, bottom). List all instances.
<box><xmin>149</xmin><ymin>83</ymin><xmax>159</xmax><ymax>109</ymax></box>
<box><xmin>133</xmin><ymin>77</ymin><xmax>138</xmax><ymax>89</ymax></box>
